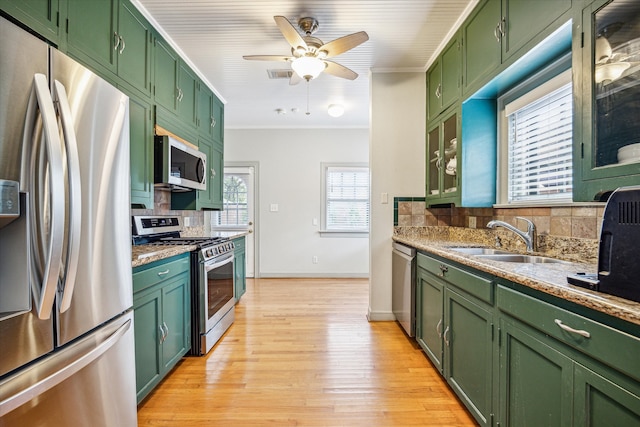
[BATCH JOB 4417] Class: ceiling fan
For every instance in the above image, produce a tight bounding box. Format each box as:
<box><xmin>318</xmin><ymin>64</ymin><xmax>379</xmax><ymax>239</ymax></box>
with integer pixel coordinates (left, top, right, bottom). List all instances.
<box><xmin>243</xmin><ymin>16</ymin><xmax>369</xmax><ymax>84</ymax></box>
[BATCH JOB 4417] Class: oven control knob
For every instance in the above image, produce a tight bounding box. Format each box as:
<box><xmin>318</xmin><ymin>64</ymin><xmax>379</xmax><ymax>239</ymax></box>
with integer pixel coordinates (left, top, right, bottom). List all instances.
<box><xmin>207</xmin><ymin>249</ymin><xmax>213</xmax><ymax>257</ymax></box>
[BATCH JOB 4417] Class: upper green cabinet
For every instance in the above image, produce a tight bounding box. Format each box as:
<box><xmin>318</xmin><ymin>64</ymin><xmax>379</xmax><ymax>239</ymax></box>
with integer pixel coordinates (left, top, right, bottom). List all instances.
<box><xmin>573</xmin><ymin>0</ymin><xmax>640</xmax><ymax>201</ymax></box>
<box><xmin>0</xmin><ymin>0</ymin><xmax>61</xmax><ymax>42</ymax></box>
<box><xmin>65</xmin><ymin>0</ymin><xmax>152</xmax><ymax>98</ymax></box>
<box><xmin>426</xmin><ymin>107</ymin><xmax>460</xmax><ymax>205</ymax></box>
<box><xmin>427</xmin><ymin>34</ymin><xmax>461</xmax><ymax>121</ymax></box>
<box><xmin>462</xmin><ymin>0</ymin><xmax>572</xmax><ymax>95</ymax></box>
<box><xmin>129</xmin><ymin>95</ymin><xmax>154</xmax><ymax>208</ymax></box>
<box><xmin>153</xmin><ymin>36</ymin><xmax>180</xmax><ymax>113</ymax></box>
<box><xmin>177</xmin><ymin>61</ymin><xmax>197</xmax><ymax>127</ymax></box>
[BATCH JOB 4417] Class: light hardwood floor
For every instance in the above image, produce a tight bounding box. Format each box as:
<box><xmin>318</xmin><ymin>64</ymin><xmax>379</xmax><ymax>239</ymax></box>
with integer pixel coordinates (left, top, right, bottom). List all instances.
<box><xmin>137</xmin><ymin>278</ymin><xmax>477</xmax><ymax>426</ymax></box>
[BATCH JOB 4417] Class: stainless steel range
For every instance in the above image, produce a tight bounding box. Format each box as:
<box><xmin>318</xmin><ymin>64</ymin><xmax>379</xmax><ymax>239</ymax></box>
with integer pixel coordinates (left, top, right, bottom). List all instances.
<box><xmin>132</xmin><ymin>216</ymin><xmax>235</xmax><ymax>355</ymax></box>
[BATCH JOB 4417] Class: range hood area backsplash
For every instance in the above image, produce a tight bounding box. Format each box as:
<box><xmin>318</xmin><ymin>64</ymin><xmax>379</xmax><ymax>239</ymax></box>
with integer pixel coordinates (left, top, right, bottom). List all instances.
<box><xmin>130</xmin><ymin>188</ymin><xmax>205</xmax><ymax>237</ymax></box>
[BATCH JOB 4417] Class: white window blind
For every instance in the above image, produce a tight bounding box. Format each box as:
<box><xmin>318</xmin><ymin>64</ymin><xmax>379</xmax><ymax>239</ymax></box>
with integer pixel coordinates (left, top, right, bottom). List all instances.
<box><xmin>325</xmin><ymin>166</ymin><xmax>369</xmax><ymax>231</ymax></box>
<box><xmin>505</xmin><ymin>77</ymin><xmax>573</xmax><ymax>203</ymax></box>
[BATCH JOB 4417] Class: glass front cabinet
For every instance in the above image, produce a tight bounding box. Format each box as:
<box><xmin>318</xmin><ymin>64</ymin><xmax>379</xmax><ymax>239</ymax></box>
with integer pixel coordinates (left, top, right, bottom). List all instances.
<box><xmin>426</xmin><ymin>108</ymin><xmax>460</xmax><ymax>205</ymax></box>
<box><xmin>575</xmin><ymin>0</ymin><xmax>640</xmax><ymax>201</ymax></box>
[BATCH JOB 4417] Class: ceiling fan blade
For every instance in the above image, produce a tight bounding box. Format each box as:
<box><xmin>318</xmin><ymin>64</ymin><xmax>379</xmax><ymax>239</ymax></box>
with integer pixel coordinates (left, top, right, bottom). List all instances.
<box><xmin>274</xmin><ymin>16</ymin><xmax>308</xmax><ymax>50</ymax></box>
<box><xmin>289</xmin><ymin>72</ymin><xmax>302</xmax><ymax>86</ymax></box>
<box><xmin>323</xmin><ymin>61</ymin><xmax>358</xmax><ymax>80</ymax></box>
<box><xmin>319</xmin><ymin>31</ymin><xmax>369</xmax><ymax>58</ymax></box>
<box><xmin>243</xmin><ymin>55</ymin><xmax>292</xmax><ymax>62</ymax></box>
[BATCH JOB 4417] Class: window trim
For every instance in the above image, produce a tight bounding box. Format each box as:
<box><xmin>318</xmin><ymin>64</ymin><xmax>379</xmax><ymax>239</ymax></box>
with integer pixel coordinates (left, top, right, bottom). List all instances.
<box><xmin>320</xmin><ymin>162</ymin><xmax>370</xmax><ymax>237</ymax></box>
<box><xmin>496</xmin><ymin>54</ymin><xmax>574</xmax><ymax>206</ymax></box>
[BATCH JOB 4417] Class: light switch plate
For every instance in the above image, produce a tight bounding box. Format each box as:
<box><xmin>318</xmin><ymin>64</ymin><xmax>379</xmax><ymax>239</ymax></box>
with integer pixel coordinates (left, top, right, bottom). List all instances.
<box><xmin>270</xmin><ymin>203</ymin><xmax>279</xmax><ymax>212</ymax></box>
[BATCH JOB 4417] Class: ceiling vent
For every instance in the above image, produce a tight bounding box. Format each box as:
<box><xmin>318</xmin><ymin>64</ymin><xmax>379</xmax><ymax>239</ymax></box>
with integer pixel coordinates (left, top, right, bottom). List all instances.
<box><xmin>267</xmin><ymin>69</ymin><xmax>293</xmax><ymax>79</ymax></box>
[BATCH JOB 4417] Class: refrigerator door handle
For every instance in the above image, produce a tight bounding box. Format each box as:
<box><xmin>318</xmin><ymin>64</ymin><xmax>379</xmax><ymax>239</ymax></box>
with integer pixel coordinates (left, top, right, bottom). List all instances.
<box><xmin>22</xmin><ymin>74</ymin><xmax>65</xmax><ymax>320</ymax></box>
<box><xmin>53</xmin><ymin>80</ymin><xmax>82</xmax><ymax>313</ymax></box>
<box><xmin>0</xmin><ymin>318</ymin><xmax>132</xmax><ymax>417</ymax></box>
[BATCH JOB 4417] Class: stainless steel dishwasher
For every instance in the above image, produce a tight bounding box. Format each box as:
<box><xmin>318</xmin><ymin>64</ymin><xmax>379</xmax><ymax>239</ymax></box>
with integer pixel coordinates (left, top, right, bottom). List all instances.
<box><xmin>392</xmin><ymin>242</ymin><xmax>416</xmax><ymax>336</ymax></box>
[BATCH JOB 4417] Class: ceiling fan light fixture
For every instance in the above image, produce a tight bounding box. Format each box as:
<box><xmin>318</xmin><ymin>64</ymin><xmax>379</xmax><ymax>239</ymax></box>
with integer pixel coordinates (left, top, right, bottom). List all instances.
<box><xmin>595</xmin><ymin>61</ymin><xmax>630</xmax><ymax>83</ymax></box>
<box><xmin>291</xmin><ymin>56</ymin><xmax>326</xmax><ymax>80</ymax></box>
<box><xmin>327</xmin><ymin>104</ymin><xmax>344</xmax><ymax>117</ymax></box>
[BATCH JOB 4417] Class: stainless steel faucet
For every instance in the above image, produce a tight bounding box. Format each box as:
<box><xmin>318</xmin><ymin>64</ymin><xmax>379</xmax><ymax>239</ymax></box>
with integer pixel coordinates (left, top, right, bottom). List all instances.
<box><xmin>487</xmin><ymin>217</ymin><xmax>537</xmax><ymax>252</ymax></box>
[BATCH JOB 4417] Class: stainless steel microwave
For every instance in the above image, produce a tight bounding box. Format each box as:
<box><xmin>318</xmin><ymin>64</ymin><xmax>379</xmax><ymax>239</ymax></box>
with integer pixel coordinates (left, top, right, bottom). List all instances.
<box><xmin>154</xmin><ymin>135</ymin><xmax>206</xmax><ymax>191</ymax></box>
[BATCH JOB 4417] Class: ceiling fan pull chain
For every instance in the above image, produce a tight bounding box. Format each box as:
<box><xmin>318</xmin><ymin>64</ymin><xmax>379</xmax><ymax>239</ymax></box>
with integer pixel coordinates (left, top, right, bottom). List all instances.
<box><xmin>306</xmin><ymin>80</ymin><xmax>311</xmax><ymax>116</ymax></box>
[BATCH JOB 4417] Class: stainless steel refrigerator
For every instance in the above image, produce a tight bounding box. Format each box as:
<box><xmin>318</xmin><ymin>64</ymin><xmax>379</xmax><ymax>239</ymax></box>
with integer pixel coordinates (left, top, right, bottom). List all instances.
<box><xmin>0</xmin><ymin>17</ymin><xmax>137</xmax><ymax>425</ymax></box>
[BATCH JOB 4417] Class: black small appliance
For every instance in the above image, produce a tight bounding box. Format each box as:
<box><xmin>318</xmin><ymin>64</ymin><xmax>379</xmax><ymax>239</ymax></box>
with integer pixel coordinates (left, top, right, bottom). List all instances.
<box><xmin>568</xmin><ymin>185</ymin><xmax>640</xmax><ymax>302</ymax></box>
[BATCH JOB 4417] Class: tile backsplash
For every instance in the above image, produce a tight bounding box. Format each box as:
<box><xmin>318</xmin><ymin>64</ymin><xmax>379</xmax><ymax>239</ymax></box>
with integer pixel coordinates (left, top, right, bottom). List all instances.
<box><xmin>394</xmin><ymin>197</ymin><xmax>605</xmax><ymax>240</ymax></box>
<box><xmin>130</xmin><ymin>189</ymin><xmax>205</xmax><ymax>236</ymax></box>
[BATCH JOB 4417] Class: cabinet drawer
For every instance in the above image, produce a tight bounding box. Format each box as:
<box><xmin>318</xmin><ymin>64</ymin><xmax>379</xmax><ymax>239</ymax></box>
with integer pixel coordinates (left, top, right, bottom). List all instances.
<box><xmin>497</xmin><ymin>285</ymin><xmax>640</xmax><ymax>382</ymax></box>
<box><xmin>417</xmin><ymin>252</ymin><xmax>493</xmax><ymax>305</ymax></box>
<box><xmin>133</xmin><ymin>254</ymin><xmax>190</xmax><ymax>293</ymax></box>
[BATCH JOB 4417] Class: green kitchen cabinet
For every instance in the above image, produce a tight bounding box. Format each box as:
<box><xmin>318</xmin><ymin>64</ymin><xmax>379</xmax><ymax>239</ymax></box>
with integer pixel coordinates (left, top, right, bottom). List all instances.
<box><xmin>233</xmin><ymin>236</ymin><xmax>246</xmax><ymax>301</ymax></box>
<box><xmin>416</xmin><ymin>262</ymin><xmax>444</xmax><ymax>372</ymax></box>
<box><xmin>416</xmin><ymin>253</ymin><xmax>495</xmax><ymax>426</ymax></box>
<box><xmin>574</xmin><ymin>364</ymin><xmax>640</xmax><ymax>426</ymax></box>
<box><xmin>65</xmin><ymin>0</ymin><xmax>117</xmax><ymax>74</ymax></box>
<box><xmin>65</xmin><ymin>0</ymin><xmax>152</xmax><ymax>98</ymax></box>
<box><xmin>171</xmin><ymin>138</ymin><xmax>223</xmax><ymax>210</ymax></box>
<box><xmin>212</xmin><ymin>96</ymin><xmax>224</xmax><ymax>143</ymax></box>
<box><xmin>177</xmin><ymin>61</ymin><xmax>197</xmax><ymax>128</ymax></box>
<box><xmin>573</xmin><ymin>0</ymin><xmax>640</xmax><ymax>201</ymax></box>
<box><xmin>427</xmin><ymin>34</ymin><xmax>461</xmax><ymax>121</ymax></box>
<box><xmin>197</xmin><ymin>82</ymin><xmax>215</xmax><ymax>138</ymax></box>
<box><xmin>129</xmin><ymin>95</ymin><xmax>154</xmax><ymax>208</ymax></box>
<box><xmin>426</xmin><ymin>107</ymin><xmax>460</xmax><ymax>205</ymax></box>
<box><xmin>462</xmin><ymin>0</ymin><xmax>572</xmax><ymax>96</ymax></box>
<box><xmin>133</xmin><ymin>253</ymin><xmax>191</xmax><ymax>404</ymax></box>
<box><xmin>496</xmin><ymin>283</ymin><xmax>640</xmax><ymax>426</ymax></box>
<box><xmin>0</xmin><ymin>0</ymin><xmax>61</xmax><ymax>43</ymax></box>
<box><xmin>153</xmin><ymin>36</ymin><xmax>179</xmax><ymax>113</ymax></box>
<box><xmin>498</xmin><ymin>316</ymin><xmax>574</xmax><ymax>426</ymax></box>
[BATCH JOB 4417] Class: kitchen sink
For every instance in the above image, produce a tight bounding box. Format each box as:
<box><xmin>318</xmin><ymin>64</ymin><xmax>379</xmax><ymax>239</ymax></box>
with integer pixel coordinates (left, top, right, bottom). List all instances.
<box><xmin>448</xmin><ymin>247</ymin><xmax>515</xmax><ymax>255</ymax></box>
<box><xmin>476</xmin><ymin>254</ymin><xmax>569</xmax><ymax>264</ymax></box>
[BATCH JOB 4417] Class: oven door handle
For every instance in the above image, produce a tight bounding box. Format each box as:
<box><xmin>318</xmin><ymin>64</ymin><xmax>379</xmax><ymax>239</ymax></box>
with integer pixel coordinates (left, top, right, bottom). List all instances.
<box><xmin>203</xmin><ymin>252</ymin><xmax>234</xmax><ymax>271</ymax></box>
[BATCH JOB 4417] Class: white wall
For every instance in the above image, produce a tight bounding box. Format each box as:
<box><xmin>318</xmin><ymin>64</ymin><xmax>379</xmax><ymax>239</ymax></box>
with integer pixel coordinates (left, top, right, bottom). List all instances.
<box><xmin>224</xmin><ymin>128</ymin><xmax>369</xmax><ymax>277</ymax></box>
<box><xmin>369</xmin><ymin>72</ymin><xmax>426</xmax><ymax>320</ymax></box>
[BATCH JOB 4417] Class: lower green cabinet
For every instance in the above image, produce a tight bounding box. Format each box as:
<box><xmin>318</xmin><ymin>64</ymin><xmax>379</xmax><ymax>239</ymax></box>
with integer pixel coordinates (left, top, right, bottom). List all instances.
<box><xmin>498</xmin><ymin>316</ymin><xmax>574</xmax><ymax>426</ymax></box>
<box><xmin>415</xmin><ymin>250</ymin><xmax>640</xmax><ymax>427</ymax></box>
<box><xmin>233</xmin><ymin>235</ymin><xmax>246</xmax><ymax>302</ymax></box>
<box><xmin>416</xmin><ymin>253</ymin><xmax>494</xmax><ymax>426</ymax></box>
<box><xmin>133</xmin><ymin>253</ymin><xmax>190</xmax><ymax>404</ymax></box>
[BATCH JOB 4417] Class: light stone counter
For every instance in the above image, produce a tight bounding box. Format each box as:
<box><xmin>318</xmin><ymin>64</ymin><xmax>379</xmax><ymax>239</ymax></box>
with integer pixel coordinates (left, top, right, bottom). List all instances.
<box><xmin>394</xmin><ymin>227</ymin><xmax>640</xmax><ymax>327</ymax></box>
<box><xmin>131</xmin><ymin>244</ymin><xmax>196</xmax><ymax>268</ymax></box>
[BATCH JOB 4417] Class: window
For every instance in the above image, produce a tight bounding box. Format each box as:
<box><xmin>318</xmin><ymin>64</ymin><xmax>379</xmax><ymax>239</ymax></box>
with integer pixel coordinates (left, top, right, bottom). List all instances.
<box><xmin>216</xmin><ymin>173</ymin><xmax>249</xmax><ymax>227</ymax></box>
<box><xmin>498</xmin><ymin>65</ymin><xmax>573</xmax><ymax>205</ymax></box>
<box><xmin>321</xmin><ymin>164</ymin><xmax>369</xmax><ymax>234</ymax></box>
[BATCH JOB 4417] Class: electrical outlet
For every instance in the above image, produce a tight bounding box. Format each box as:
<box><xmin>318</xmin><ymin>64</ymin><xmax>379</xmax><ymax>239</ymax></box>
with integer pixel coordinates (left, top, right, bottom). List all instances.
<box><xmin>270</xmin><ymin>204</ymin><xmax>279</xmax><ymax>212</ymax></box>
<box><xmin>312</xmin><ymin>256</ymin><xmax>318</xmax><ymax>264</ymax></box>
<box><xmin>184</xmin><ymin>217</ymin><xmax>191</xmax><ymax>227</ymax></box>
<box><xmin>469</xmin><ymin>216</ymin><xmax>477</xmax><ymax>229</ymax></box>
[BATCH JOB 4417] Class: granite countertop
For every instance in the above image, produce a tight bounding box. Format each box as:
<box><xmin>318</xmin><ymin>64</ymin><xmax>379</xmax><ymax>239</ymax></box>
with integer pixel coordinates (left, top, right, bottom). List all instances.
<box><xmin>131</xmin><ymin>244</ymin><xmax>196</xmax><ymax>268</ymax></box>
<box><xmin>393</xmin><ymin>233</ymin><xmax>640</xmax><ymax>327</ymax></box>
<box><xmin>131</xmin><ymin>230</ymin><xmax>247</xmax><ymax>268</ymax></box>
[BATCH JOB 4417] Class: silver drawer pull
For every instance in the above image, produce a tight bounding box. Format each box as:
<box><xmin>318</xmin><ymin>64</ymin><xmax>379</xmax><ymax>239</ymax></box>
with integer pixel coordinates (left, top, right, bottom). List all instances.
<box><xmin>157</xmin><ymin>269</ymin><xmax>170</xmax><ymax>276</ymax></box>
<box><xmin>438</xmin><ymin>264</ymin><xmax>448</xmax><ymax>277</ymax></box>
<box><xmin>554</xmin><ymin>319</ymin><xmax>591</xmax><ymax>339</ymax></box>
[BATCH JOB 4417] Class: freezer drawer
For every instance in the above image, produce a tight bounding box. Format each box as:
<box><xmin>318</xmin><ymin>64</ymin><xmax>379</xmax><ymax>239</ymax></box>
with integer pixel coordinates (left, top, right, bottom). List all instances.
<box><xmin>0</xmin><ymin>311</ymin><xmax>137</xmax><ymax>426</ymax></box>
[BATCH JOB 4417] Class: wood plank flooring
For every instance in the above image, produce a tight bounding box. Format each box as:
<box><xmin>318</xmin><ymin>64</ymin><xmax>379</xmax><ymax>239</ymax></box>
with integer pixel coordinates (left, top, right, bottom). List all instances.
<box><xmin>137</xmin><ymin>278</ymin><xmax>477</xmax><ymax>426</ymax></box>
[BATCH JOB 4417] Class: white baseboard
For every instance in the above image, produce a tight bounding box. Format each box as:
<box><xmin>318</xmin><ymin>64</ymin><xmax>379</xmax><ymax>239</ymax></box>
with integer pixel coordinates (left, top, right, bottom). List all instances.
<box><xmin>258</xmin><ymin>273</ymin><xmax>369</xmax><ymax>279</ymax></box>
<box><xmin>367</xmin><ymin>309</ymin><xmax>396</xmax><ymax>322</ymax></box>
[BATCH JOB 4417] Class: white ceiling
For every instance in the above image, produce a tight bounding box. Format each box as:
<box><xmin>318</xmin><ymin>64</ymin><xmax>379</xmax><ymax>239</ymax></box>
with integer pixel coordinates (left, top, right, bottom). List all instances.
<box><xmin>133</xmin><ymin>0</ymin><xmax>476</xmax><ymax>129</ymax></box>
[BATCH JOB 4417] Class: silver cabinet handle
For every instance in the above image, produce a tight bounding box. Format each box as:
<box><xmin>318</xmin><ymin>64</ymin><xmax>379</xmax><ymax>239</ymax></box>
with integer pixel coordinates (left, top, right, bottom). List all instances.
<box><xmin>119</xmin><ymin>36</ymin><xmax>125</xmax><ymax>54</ymax></box>
<box><xmin>162</xmin><ymin>322</ymin><xmax>169</xmax><ymax>341</ymax></box>
<box><xmin>438</xmin><ymin>264</ymin><xmax>448</xmax><ymax>277</ymax></box>
<box><xmin>113</xmin><ymin>32</ymin><xmax>120</xmax><ymax>50</ymax></box>
<box><xmin>436</xmin><ymin>319</ymin><xmax>443</xmax><ymax>338</ymax></box>
<box><xmin>499</xmin><ymin>17</ymin><xmax>506</xmax><ymax>39</ymax></box>
<box><xmin>211</xmin><ymin>168</ymin><xmax>216</xmax><ymax>178</ymax></box>
<box><xmin>157</xmin><ymin>269</ymin><xmax>170</xmax><ymax>276</ymax></box>
<box><xmin>25</xmin><ymin>74</ymin><xmax>65</xmax><ymax>320</ymax></box>
<box><xmin>158</xmin><ymin>324</ymin><xmax>166</xmax><ymax>343</ymax></box>
<box><xmin>443</xmin><ymin>326</ymin><xmax>450</xmax><ymax>347</ymax></box>
<box><xmin>53</xmin><ymin>80</ymin><xmax>82</xmax><ymax>313</ymax></box>
<box><xmin>211</xmin><ymin>117</ymin><xmax>216</xmax><ymax>128</ymax></box>
<box><xmin>435</xmin><ymin>83</ymin><xmax>442</xmax><ymax>99</ymax></box>
<box><xmin>554</xmin><ymin>319</ymin><xmax>591</xmax><ymax>339</ymax></box>
<box><xmin>0</xmin><ymin>319</ymin><xmax>131</xmax><ymax>417</ymax></box>
<box><xmin>494</xmin><ymin>24</ymin><xmax>500</xmax><ymax>42</ymax></box>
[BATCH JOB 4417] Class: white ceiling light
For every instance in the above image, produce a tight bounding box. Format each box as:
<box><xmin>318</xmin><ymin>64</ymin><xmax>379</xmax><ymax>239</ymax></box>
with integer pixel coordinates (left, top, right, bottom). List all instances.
<box><xmin>291</xmin><ymin>57</ymin><xmax>326</xmax><ymax>81</ymax></box>
<box><xmin>327</xmin><ymin>104</ymin><xmax>344</xmax><ymax>117</ymax></box>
